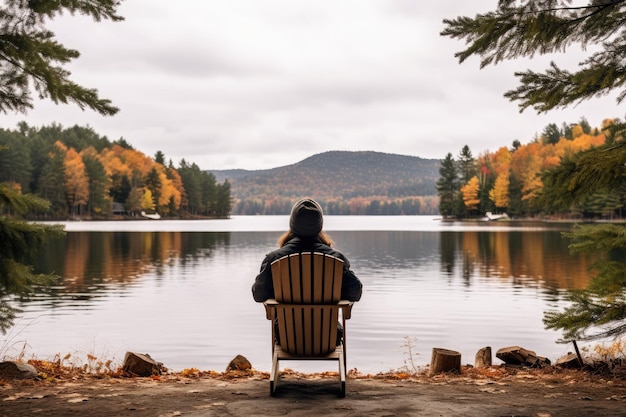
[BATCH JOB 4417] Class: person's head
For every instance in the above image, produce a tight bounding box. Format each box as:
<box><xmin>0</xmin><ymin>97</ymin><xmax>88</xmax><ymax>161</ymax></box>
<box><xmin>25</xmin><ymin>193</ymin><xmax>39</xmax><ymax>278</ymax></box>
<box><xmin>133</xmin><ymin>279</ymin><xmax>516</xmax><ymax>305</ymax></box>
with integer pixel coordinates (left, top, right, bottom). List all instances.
<box><xmin>278</xmin><ymin>198</ymin><xmax>333</xmax><ymax>246</ymax></box>
<box><xmin>289</xmin><ymin>198</ymin><xmax>323</xmax><ymax>237</ymax></box>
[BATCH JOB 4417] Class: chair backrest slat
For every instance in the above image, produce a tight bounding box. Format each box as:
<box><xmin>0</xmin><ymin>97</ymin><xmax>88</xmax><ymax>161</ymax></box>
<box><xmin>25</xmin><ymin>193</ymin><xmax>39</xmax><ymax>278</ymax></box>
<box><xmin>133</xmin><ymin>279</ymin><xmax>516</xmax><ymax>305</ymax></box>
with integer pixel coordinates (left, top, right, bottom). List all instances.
<box><xmin>270</xmin><ymin>252</ymin><xmax>344</xmax><ymax>355</ymax></box>
<box><xmin>288</xmin><ymin>255</ymin><xmax>302</xmax><ymax>303</ymax></box>
<box><xmin>303</xmin><ymin>308</ymin><xmax>312</xmax><ymax>355</ymax></box>
<box><xmin>273</xmin><ymin>258</ymin><xmax>288</xmax><ymax>302</ymax></box>
<box><xmin>299</xmin><ymin>252</ymin><xmax>312</xmax><ymax>303</ymax></box>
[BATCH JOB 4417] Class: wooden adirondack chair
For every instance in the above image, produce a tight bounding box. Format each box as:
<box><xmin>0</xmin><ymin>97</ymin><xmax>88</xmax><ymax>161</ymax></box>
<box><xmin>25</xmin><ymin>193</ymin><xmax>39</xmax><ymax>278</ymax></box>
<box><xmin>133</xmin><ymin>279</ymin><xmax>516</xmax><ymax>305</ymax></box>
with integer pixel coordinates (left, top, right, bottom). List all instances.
<box><xmin>263</xmin><ymin>251</ymin><xmax>354</xmax><ymax>397</ymax></box>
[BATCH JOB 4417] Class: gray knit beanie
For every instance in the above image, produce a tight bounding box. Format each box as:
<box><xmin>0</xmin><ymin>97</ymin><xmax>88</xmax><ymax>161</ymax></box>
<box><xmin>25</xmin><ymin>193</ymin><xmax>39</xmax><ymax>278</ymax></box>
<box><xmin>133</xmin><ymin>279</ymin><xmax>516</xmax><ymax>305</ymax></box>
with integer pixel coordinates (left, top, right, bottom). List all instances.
<box><xmin>289</xmin><ymin>198</ymin><xmax>323</xmax><ymax>237</ymax></box>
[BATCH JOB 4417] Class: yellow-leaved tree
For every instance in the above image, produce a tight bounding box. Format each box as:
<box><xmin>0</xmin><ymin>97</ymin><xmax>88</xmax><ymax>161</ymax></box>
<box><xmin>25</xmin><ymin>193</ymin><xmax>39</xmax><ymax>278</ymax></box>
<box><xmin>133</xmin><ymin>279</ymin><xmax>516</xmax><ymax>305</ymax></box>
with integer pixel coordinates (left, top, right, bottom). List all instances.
<box><xmin>62</xmin><ymin>144</ymin><xmax>90</xmax><ymax>218</ymax></box>
<box><xmin>460</xmin><ymin>176</ymin><xmax>480</xmax><ymax>212</ymax></box>
<box><xmin>489</xmin><ymin>172</ymin><xmax>510</xmax><ymax>211</ymax></box>
<box><xmin>142</xmin><ymin>189</ymin><xmax>155</xmax><ymax>212</ymax></box>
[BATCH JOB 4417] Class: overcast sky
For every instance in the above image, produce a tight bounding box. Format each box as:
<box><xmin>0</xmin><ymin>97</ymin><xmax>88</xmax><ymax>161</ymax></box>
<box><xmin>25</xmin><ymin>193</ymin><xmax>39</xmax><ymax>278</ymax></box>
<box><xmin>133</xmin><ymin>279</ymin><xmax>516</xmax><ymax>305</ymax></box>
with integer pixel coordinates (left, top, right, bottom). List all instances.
<box><xmin>2</xmin><ymin>1</ymin><xmax>620</xmax><ymax>170</ymax></box>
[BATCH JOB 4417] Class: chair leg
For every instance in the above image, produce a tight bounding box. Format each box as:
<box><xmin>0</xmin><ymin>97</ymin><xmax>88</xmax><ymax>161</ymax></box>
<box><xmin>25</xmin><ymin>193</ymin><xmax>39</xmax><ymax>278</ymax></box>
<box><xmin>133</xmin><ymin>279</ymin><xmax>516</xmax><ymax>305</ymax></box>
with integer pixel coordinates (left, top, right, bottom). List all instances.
<box><xmin>342</xmin><ymin>316</ymin><xmax>347</xmax><ymax>370</ymax></box>
<box><xmin>338</xmin><ymin>349</ymin><xmax>346</xmax><ymax>397</ymax></box>
<box><xmin>341</xmin><ymin>317</ymin><xmax>348</xmax><ymax>369</ymax></box>
<box><xmin>270</xmin><ymin>349</ymin><xmax>280</xmax><ymax>396</ymax></box>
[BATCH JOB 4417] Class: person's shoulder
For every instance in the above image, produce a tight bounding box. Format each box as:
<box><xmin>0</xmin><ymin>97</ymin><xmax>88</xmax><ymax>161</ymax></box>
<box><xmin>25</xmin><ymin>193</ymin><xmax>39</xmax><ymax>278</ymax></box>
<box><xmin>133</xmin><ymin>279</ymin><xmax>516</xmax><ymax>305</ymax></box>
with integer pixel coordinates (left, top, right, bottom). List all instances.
<box><xmin>315</xmin><ymin>243</ymin><xmax>347</xmax><ymax>260</ymax></box>
<box><xmin>265</xmin><ymin>244</ymin><xmax>298</xmax><ymax>261</ymax></box>
<box><xmin>265</xmin><ymin>247</ymin><xmax>286</xmax><ymax>260</ymax></box>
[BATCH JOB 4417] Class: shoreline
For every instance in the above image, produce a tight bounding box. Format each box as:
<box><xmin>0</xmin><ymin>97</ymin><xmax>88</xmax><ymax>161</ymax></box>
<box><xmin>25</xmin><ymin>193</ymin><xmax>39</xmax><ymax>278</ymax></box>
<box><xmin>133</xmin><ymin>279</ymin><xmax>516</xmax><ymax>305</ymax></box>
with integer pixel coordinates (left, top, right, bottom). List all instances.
<box><xmin>2</xmin><ymin>365</ymin><xmax>625</xmax><ymax>417</ymax></box>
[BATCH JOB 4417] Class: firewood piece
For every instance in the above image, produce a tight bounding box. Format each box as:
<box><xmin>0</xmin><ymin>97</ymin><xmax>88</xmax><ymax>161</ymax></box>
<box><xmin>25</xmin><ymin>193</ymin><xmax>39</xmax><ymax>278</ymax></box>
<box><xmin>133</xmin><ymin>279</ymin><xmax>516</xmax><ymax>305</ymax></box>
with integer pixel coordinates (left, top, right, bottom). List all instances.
<box><xmin>496</xmin><ymin>346</ymin><xmax>551</xmax><ymax>367</ymax></box>
<box><xmin>555</xmin><ymin>352</ymin><xmax>581</xmax><ymax>369</ymax></box>
<box><xmin>475</xmin><ymin>346</ymin><xmax>492</xmax><ymax>368</ymax></box>
<box><xmin>122</xmin><ymin>352</ymin><xmax>163</xmax><ymax>376</ymax></box>
<box><xmin>496</xmin><ymin>346</ymin><xmax>535</xmax><ymax>365</ymax></box>
<box><xmin>430</xmin><ymin>348</ymin><xmax>461</xmax><ymax>375</ymax></box>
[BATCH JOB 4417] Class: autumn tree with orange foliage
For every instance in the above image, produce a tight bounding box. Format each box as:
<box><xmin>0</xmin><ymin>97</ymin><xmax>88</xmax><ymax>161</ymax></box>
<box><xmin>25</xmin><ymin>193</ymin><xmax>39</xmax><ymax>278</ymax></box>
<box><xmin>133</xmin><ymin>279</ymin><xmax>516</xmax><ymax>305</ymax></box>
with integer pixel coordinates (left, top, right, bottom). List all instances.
<box><xmin>80</xmin><ymin>147</ymin><xmax>110</xmax><ymax>215</ymax></box>
<box><xmin>438</xmin><ymin>124</ymin><xmax>611</xmax><ymax>219</ymax></box>
<box><xmin>511</xmin><ymin>142</ymin><xmax>544</xmax><ymax>208</ymax></box>
<box><xmin>61</xmin><ymin>144</ymin><xmax>90</xmax><ymax>218</ymax></box>
<box><xmin>0</xmin><ymin>125</ymin><xmax>231</xmax><ymax>219</ymax></box>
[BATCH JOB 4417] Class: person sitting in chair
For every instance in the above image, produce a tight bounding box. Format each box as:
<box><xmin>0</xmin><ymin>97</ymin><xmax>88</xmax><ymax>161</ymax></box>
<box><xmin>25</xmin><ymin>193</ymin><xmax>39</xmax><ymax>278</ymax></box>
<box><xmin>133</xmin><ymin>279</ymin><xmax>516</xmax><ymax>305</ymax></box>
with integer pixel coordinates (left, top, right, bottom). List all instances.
<box><xmin>252</xmin><ymin>198</ymin><xmax>362</xmax><ymax>303</ymax></box>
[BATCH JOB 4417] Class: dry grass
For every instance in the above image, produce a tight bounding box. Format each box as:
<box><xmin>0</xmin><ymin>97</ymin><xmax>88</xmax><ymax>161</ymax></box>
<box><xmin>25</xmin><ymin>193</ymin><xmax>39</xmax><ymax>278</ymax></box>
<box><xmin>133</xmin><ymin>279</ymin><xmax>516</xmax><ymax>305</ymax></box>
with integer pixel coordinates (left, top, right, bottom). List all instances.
<box><xmin>2</xmin><ymin>338</ymin><xmax>625</xmax><ymax>385</ymax></box>
<box><xmin>2</xmin><ymin>359</ymin><xmax>625</xmax><ymax>393</ymax></box>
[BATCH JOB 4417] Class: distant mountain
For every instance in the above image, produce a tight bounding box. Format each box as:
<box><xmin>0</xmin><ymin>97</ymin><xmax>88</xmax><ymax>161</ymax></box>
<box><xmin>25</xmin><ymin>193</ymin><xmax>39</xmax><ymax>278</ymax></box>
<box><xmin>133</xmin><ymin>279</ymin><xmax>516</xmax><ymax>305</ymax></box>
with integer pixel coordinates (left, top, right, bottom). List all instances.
<box><xmin>211</xmin><ymin>169</ymin><xmax>253</xmax><ymax>183</ymax></box>
<box><xmin>210</xmin><ymin>151</ymin><xmax>440</xmax><ymax>203</ymax></box>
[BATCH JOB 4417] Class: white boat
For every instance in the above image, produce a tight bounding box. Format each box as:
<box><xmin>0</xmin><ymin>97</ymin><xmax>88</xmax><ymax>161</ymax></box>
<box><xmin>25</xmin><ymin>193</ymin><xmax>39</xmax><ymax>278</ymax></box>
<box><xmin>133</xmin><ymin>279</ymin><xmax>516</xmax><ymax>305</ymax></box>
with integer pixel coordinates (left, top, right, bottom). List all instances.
<box><xmin>485</xmin><ymin>212</ymin><xmax>509</xmax><ymax>221</ymax></box>
<box><xmin>140</xmin><ymin>211</ymin><xmax>161</xmax><ymax>220</ymax></box>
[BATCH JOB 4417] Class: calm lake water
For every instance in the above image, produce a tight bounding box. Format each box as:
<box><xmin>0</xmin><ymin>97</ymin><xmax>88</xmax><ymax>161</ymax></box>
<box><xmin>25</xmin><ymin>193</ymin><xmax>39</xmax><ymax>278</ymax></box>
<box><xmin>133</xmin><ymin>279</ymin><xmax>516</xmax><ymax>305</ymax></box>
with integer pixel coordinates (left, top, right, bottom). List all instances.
<box><xmin>4</xmin><ymin>216</ymin><xmax>592</xmax><ymax>374</ymax></box>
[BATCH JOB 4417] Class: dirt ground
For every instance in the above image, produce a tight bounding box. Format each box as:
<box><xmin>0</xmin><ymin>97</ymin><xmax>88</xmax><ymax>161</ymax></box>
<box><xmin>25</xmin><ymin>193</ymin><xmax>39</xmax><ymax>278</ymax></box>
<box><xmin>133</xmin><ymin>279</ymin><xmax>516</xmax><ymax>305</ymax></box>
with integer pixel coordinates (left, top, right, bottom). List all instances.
<box><xmin>1</xmin><ymin>367</ymin><xmax>625</xmax><ymax>417</ymax></box>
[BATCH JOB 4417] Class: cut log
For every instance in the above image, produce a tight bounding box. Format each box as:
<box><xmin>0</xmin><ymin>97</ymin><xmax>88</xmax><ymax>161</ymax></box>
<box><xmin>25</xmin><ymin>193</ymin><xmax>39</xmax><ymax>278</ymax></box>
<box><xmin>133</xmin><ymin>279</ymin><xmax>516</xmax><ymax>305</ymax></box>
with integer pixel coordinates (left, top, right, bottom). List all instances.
<box><xmin>496</xmin><ymin>346</ymin><xmax>551</xmax><ymax>368</ymax></box>
<box><xmin>122</xmin><ymin>352</ymin><xmax>162</xmax><ymax>376</ymax></box>
<box><xmin>555</xmin><ymin>352</ymin><xmax>581</xmax><ymax>369</ymax></box>
<box><xmin>430</xmin><ymin>348</ymin><xmax>461</xmax><ymax>375</ymax></box>
<box><xmin>474</xmin><ymin>346</ymin><xmax>492</xmax><ymax>368</ymax></box>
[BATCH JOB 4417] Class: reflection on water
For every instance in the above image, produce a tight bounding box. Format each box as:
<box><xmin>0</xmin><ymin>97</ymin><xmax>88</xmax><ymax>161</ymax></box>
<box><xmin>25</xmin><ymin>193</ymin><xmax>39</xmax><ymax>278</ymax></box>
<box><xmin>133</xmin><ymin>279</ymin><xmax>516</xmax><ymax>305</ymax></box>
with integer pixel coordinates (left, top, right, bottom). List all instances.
<box><xmin>35</xmin><ymin>232</ymin><xmax>232</xmax><ymax>287</ymax></box>
<box><xmin>6</xmin><ymin>218</ymin><xmax>592</xmax><ymax>374</ymax></box>
<box><xmin>29</xmin><ymin>232</ymin><xmax>232</xmax><ymax>311</ymax></box>
<box><xmin>439</xmin><ymin>231</ymin><xmax>593</xmax><ymax>290</ymax></box>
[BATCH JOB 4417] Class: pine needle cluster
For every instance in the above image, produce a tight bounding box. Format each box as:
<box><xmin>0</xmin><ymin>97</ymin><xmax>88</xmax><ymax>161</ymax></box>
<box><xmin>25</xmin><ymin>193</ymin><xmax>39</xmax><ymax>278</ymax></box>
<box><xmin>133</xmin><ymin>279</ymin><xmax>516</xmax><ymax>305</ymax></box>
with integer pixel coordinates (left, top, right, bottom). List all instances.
<box><xmin>442</xmin><ymin>0</ymin><xmax>626</xmax><ymax>113</ymax></box>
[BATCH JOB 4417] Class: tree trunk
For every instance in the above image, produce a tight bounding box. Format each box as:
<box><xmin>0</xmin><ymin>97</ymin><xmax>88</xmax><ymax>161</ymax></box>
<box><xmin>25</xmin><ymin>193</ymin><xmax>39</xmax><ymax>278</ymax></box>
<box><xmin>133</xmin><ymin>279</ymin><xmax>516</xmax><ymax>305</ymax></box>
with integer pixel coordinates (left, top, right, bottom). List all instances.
<box><xmin>430</xmin><ymin>348</ymin><xmax>461</xmax><ymax>375</ymax></box>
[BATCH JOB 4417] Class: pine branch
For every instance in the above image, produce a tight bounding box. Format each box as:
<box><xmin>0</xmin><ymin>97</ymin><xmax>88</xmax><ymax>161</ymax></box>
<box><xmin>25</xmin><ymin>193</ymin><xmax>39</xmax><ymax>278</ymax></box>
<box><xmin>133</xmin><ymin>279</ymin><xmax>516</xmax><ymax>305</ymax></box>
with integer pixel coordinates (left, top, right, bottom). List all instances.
<box><xmin>442</xmin><ymin>1</ymin><xmax>626</xmax><ymax>112</ymax></box>
<box><xmin>505</xmin><ymin>59</ymin><xmax>626</xmax><ymax>112</ymax></box>
<box><xmin>0</xmin><ymin>1</ymin><xmax>122</xmax><ymax>115</ymax></box>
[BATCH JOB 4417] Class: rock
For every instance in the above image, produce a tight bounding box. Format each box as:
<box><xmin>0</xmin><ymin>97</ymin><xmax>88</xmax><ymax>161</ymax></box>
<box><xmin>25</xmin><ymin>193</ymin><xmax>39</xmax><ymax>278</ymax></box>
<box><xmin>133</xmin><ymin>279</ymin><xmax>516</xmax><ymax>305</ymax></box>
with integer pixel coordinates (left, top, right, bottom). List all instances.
<box><xmin>496</xmin><ymin>346</ymin><xmax>551</xmax><ymax>368</ymax></box>
<box><xmin>122</xmin><ymin>352</ymin><xmax>163</xmax><ymax>376</ymax></box>
<box><xmin>226</xmin><ymin>355</ymin><xmax>252</xmax><ymax>371</ymax></box>
<box><xmin>475</xmin><ymin>346</ymin><xmax>492</xmax><ymax>368</ymax></box>
<box><xmin>0</xmin><ymin>361</ymin><xmax>38</xmax><ymax>379</ymax></box>
<box><xmin>555</xmin><ymin>352</ymin><xmax>582</xmax><ymax>369</ymax></box>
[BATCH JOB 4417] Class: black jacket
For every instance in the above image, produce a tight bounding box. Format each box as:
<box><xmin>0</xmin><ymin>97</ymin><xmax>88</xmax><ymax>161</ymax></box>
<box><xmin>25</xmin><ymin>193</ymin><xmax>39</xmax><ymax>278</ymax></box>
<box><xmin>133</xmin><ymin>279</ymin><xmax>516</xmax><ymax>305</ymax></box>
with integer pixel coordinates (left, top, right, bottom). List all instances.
<box><xmin>252</xmin><ymin>236</ymin><xmax>363</xmax><ymax>302</ymax></box>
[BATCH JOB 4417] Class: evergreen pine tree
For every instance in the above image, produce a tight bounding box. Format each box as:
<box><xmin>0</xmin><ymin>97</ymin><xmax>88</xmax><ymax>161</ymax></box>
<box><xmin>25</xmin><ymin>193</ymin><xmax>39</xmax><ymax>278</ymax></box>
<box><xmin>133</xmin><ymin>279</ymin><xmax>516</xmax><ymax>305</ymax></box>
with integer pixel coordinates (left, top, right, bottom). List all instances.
<box><xmin>0</xmin><ymin>1</ymin><xmax>123</xmax><ymax>332</ymax></box>
<box><xmin>541</xmin><ymin>123</ymin><xmax>562</xmax><ymax>145</ymax></box>
<box><xmin>443</xmin><ymin>1</ymin><xmax>626</xmax><ymax>340</ymax></box>
<box><xmin>436</xmin><ymin>153</ymin><xmax>459</xmax><ymax>218</ymax></box>
<box><xmin>0</xmin><ymin>183</ymin><xmax>64</xmax><ymax>332</ymax></box>
<box><xmin>457</xmin><ymin>145</ymin><xmax>476</xmax><ymax>184</ymax></box>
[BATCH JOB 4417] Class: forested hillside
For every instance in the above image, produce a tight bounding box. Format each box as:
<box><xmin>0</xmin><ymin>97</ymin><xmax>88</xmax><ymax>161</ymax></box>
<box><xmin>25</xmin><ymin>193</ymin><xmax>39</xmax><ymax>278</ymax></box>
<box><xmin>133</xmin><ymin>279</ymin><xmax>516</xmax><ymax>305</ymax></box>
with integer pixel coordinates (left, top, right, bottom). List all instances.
<box><xmin>0</xmin><ymin>124</ymin><xmax>231</xmax><ymax>219</ymax></box>
<box><xmin>212</xmin><ymin>151</ymin><xmax>440</xmax><ymax>215</ymax></box>
<box><xmin>437</xmin><ymin>118</ymin><xmax>621</xmax><ymax>219</ymax></box>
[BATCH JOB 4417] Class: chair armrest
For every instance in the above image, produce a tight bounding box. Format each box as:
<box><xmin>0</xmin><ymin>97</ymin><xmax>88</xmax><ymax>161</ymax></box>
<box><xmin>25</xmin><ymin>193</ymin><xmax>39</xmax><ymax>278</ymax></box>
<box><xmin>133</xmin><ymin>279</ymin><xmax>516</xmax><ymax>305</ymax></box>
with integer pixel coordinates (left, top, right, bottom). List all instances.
<box><xmin>263</xmin><ymin>299</ymin><xmax>278</xmax><ymax>320</ymax></box>
<box><xmin>338</xmin><ymin>300</ymin><xmax>354</xmax><ymax>320</ymax></box>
